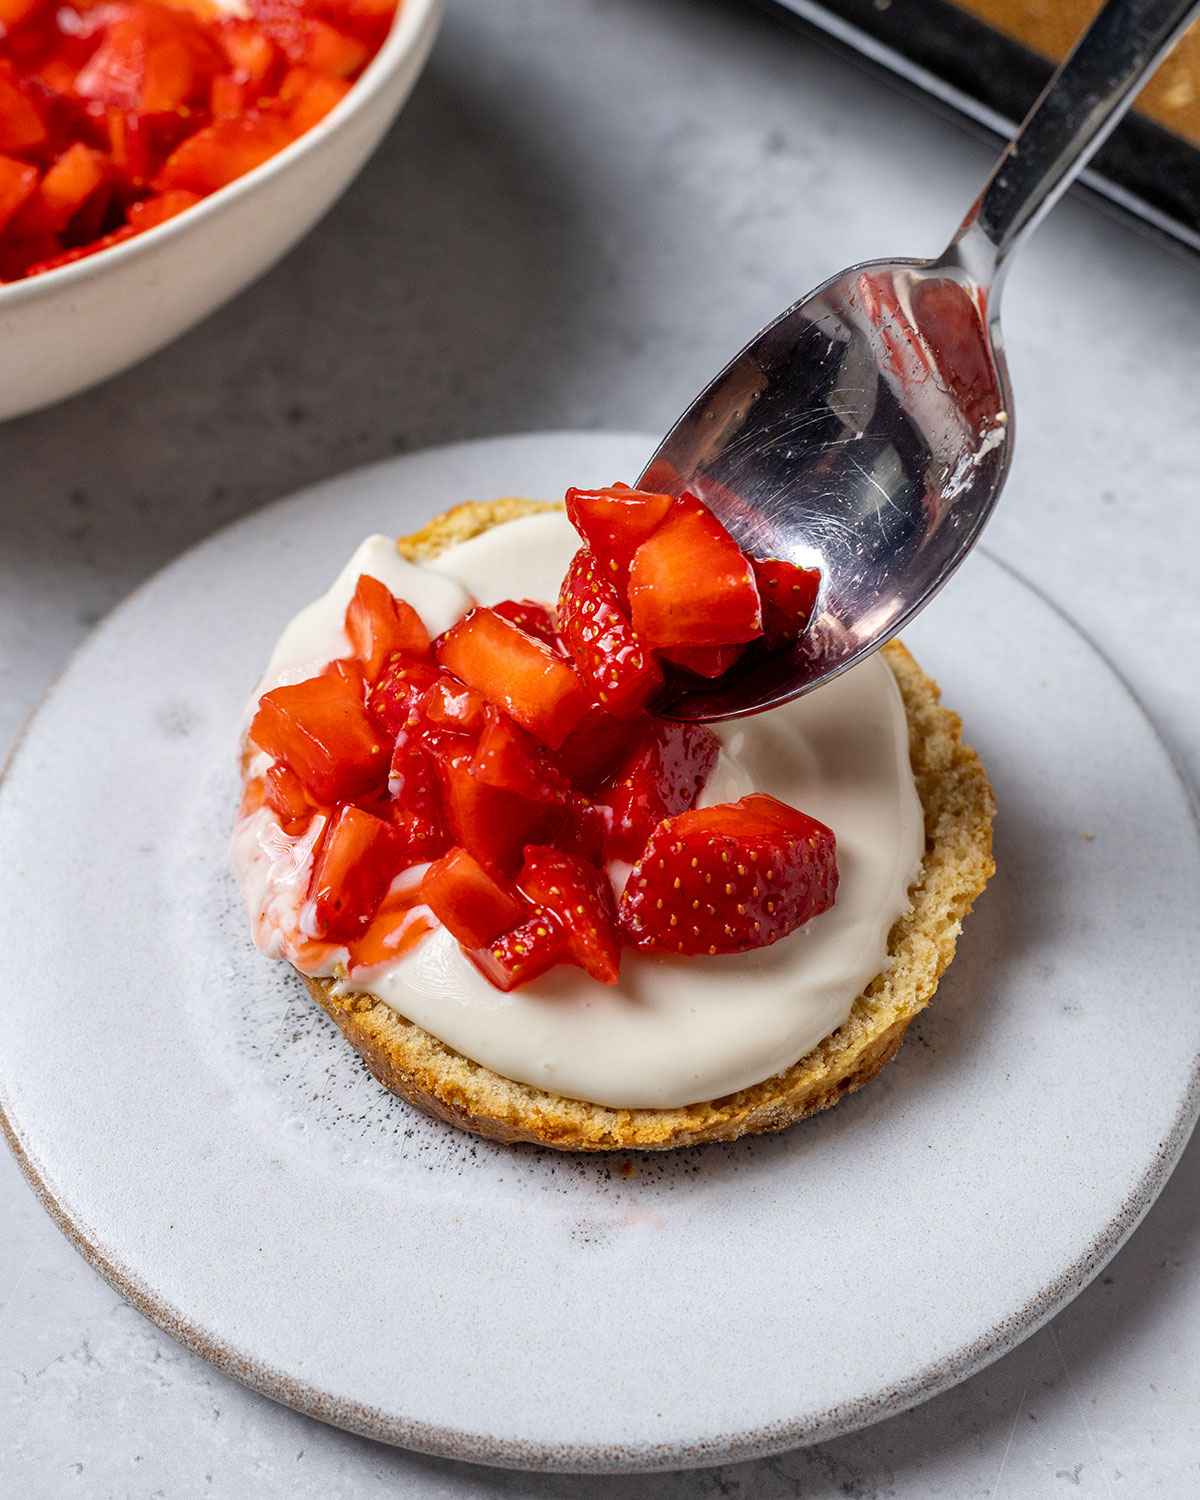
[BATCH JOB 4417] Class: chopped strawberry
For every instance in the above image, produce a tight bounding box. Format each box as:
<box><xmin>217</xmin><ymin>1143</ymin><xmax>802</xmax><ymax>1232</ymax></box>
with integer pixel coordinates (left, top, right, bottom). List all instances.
<box><xmin>344</xmin><ymin>573</ymin><xmax>431</xmax><ymax>682</ymax></box>
<box><xmin>469</xmin><ymin>908</ymin><xmax>567</xmax><ymax>992</ymax></box>
<box><xmin>556</xmin><ymin>701</ymin><xmax>641</xmax><ymax>791</ymax></box>
<box><xmin>0</xmin><ymin>155</ymin><xmax>37</xmax><ymax>236</ymax></box>
<box><xmin>557</xmin><ymin>548</ymin><xmax>662</xmax><ymax>718</ymax></box>
<box><xmin>322</xmin><ymin>655</ymin><xmax>368</xmax><ymax>698</ymax></box>
<box><xmin>660</xmin><ymin>644</ymin><xmax>744</xmax><ymax>679</ymax></box>
<box><xmin>471</xmin><ymin>714</ymin><xmax>567</xmax><ymax>805</ymax></box>
<box><xmin>285</xmin><ymin>70</ymin><xmax>351</xmax><ymax>134</ymax></box>
<box><xmin>421</xmin><ymin>846</ymin><xmax>524</xmax><ymax>949</ymax></box>
<box><xmin>308</xmin><ymin>803</ymin><xmax>404</xmax><ymax>941</ymax></box>
<box><xmin>419</xmin><ymin>674</ymin><xmax>488</xmax><ymax>735</ymax></box>
<box><xmin>155</xmin><ymin>111</ymin><xmax>294</xmax><ymax>194</ymax></box>
<box><xmin>546</xmin><ymin>792</ymin><xmax>608</xmax><ymax>865</ymax></box>
<box><xmin>302</xmin><ymin>17</ymin><xmax>367</xmax><ymax>75</ymax></box>
<box><xmin>618</xmin><ymin>793</ymin><xmax>837</xmax><ymax>955</ymax></box>
<box><xmin>0</xmin><ymin>74</ymin><xmax>46</xmax><ymax>154</ymax></box>
<box><xmin>386</xmin><ymin>736</ymin><xmax>449</xmax><ymax>862</ymax></box>
<box><xmin>74</xmin><ymin>6</ymin><xmax>225</xmax><ymax>113</ymax></box>
<box><xmin>437</xmin><ymin>750</ymin><xmax>547</xmax><ymax>874</ymax></box>
<box><xmin>36</xmin><ymin>143</ymin><xmax>110</xmax><ymax>234</ymax></box>
<box><xmin>517</xmin><ymin>846</ymin><xmax>620</xmax><ymax>984</ymax></box>
<box><xmin>250</xmin><ymin>673</ymin><xmax>388</xmax><ymax>805</ymax></box>
<box><xmin>598</xmin><ymin>720</ymin><xmax>720</xmax><ymax>861</ymax></box>
<box><xmin>493</xmin><ymin>598</ymin><xmax>558</xmax><ymax>647</ymax></box>
<box><xmin>565</xmin><ymin>484</ymin><xmax>674</xmax><ymax>592</ymax></box>
<box><xmin>627</xmin><ymin>494</ymin><xmax>762</xmax><ymax>648</ymax></box>
<box><xmin>751</xmin><ymin>557</ymin><xmax>821</xmax><ymax>646</ymax></box>
<box><xmin>127</xmin><ymin>189</ymin><xmax>201</xmax><ymax>232</ymax></box>
<box><xmin>367</xmin><ymin>658</ymin><xmax>439</xmax><ymax>736</ymax></box>
<box><xmin>436</xmin><ymin>607</ymin><xmax>589</xmax><ymax>750</ymax></box>
<box><xmin>263</xmin><ymin>760</ymin><xmax>314</xmax><ymax>830</ymax></box>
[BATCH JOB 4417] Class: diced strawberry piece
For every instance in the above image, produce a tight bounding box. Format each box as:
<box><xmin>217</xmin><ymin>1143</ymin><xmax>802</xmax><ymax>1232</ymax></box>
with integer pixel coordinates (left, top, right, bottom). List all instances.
<box><xmin>308</xmin><ymin>803</ymin><xmax>404</xmax><ymax>941</ymax></box>
<box><xmin>285</xmin><ymin>69</ymin><xmax>350</xmax><ymax>134</ymax></box>
<box><xmin>75</xmin><ymin>6</ymin><xmax>224</xmax><ymax>113</ymax></box>
<box><xmin>517</xmin><ymin>846</ymin><xmax>620</xmax><ymax>984</ymax></box>
<box><xmin>547</xmin><ymin>791</ymin><xmax>608</xmax><ymax>865</ymax></box>
<box><xmin>419</xmin><ymin>674</ymin><xmax>488</xmax><ymax>735</ymax></box>
<box><xmin>437</xmin><ymin>750</ymin><xmax>547</xmax><ymax>875</ymax></box>
<box><xmin>218</xmin><ymin>19</ymin><xmax>279</xmax><ymax>83</ymax></box>
<box><xmin>126</xmin><ymin>188</ymin><xmax>200</xmax><ymax>232</ymax></box>
<box><xmin>627</xmin><ymin>493</ymin><xmax>762</xmax><ymax>648</ymax></box>
<box><xmin>660</xmin><ymin>644</ymin><xmax>744</xmax><ymax>679</ymax></box>
<box><xmin>154</xmin><ymin>111</ymin><xmax>293</xmax><ymax>194</ymax></box>
<box><xmin>421</xmin><ymin>846</ymin><xmax>524</xmax><ymax>949</ymax></box>
<box><xmin>366</xmin><ymin>658</ymin><xmax>439</xmax><ymax>736</ymax></box>
<box><xmin>469</xmin><ymin>908</ymin><xmax>567</xmax><ymax>992</ymax></box>
<box><xmin>751</xmin><ymin>557</ymin><xmax>821</xmax><ymax>646</ymax></box>
<box><xmin>0</xmin><ymin>155</ymin><xmax>38</xmax><ymax>235</ymax></box>
<box><xmin>106</xmin><ymin>109</ymin><xmax>192</xmax><ymax>189</ymax></box>
<box><xmin>302</xmin><ymin>17</ymin><xmax>367</xmax><ymax>75</ymax></box>
<box><xmin>322</xmin><ymin>654</ymin><xmax>368</xmax><ymax>697</ymax></box>
<box><xmin>249</xmin><ymin>673</ymin><xmax>388</xmax><ymax>805</ymax></box>
<box><xmin>386</xmin><ymin>735</ymin><xmax>449</xmax><ymax>862</ymax></box>
<box><xmin>36</xmin><ymin>143</ymin><xmax>110</xmax><ymax>234</ymax></box>
<box><xmin>263</xmin><ymin>760</ymin><xmax>314</xmax><ymax>829</ymax></box>
<box><xmin>492</xmin><ymin>598</ymin><xmax>558</xmax><ymax>647</ymax></box>
<box><xmin>344</xmin><ymin>573</ymin><xmax>431</xmax><ymax>682</ymax></box>
<box><xmin>555</xmin><ymin>701</ymin><xmax>640</xmax><ymax>791</ymax></box>
<box><xmin>598</xmin><ymin>719</ymin><xmax>720</xmax><ymax>861</ymax></box>
<box><xmin>0</xmin><ymin>74</ymin><xmax>46</xmax><ymax>153</ymax></box>
<box><xmin>471</xmin><ymin>714</ymin><xmax>566</xmax><ymax>805</ymax></box>
<box><xmin>210</xmin><ymin>74</ymin><xmax>248</xmax><ymax>118</ymax></box>
<box><xmin>618</xmin><ymin>793</ymin><xmax>838</xmax><ymax>955</ymax></box>
<box><xmin>557</xmin><ymin>548</ymin><xmax>662</xmax><ymax>718</ymax></box>
<box><xmin>565</xmin><ymin>484</ymin><xmax>674</xmax><ymax>593</ymax></box>
<box><xmin>436</xmin><ymin>607</ymin><xmax>589</xmax><ymax>750</ymax></box>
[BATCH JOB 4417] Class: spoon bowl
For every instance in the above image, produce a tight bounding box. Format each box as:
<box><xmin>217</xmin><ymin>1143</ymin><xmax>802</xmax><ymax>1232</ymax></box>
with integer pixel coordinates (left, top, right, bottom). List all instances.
<box><xmin>641</xmin><ymin>255</ymin><xmax>1012</xmax><ymax>719</ymax></box>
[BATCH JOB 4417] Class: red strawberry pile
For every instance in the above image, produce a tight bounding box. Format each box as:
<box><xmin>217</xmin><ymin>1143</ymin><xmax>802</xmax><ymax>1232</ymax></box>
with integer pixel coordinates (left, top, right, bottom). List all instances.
<box><xmin>0</xmin><ymin>0</ymin><xmax>396</xmax><ymax>282</ymax></box>
<box><xmin>245</xmin><ymin>485</ymin><xmax>838</xmax><ymax>992</ymax></box>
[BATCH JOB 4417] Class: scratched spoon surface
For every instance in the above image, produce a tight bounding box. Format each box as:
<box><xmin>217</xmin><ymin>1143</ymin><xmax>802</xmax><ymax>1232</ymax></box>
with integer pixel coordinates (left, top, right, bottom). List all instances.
<box><xmin>644</xmin><ymin>0</ymin><xmax>1200</xmax><ymax>721</ymax></box>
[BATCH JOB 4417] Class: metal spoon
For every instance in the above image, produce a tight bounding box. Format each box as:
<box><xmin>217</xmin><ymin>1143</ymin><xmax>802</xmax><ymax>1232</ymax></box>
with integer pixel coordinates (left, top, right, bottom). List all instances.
<box><xmin>645</xmin><ymin>0</ymin><xmax>1200</xmax><ymax>722</ymax></box>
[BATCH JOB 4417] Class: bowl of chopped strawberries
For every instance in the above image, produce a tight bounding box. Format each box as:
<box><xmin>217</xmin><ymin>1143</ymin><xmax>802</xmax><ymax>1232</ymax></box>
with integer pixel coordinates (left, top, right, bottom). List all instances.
<box><xmin>0</xmin><ymin>0</ymin><xmax>441</xmax><ymax>419</ymax></box>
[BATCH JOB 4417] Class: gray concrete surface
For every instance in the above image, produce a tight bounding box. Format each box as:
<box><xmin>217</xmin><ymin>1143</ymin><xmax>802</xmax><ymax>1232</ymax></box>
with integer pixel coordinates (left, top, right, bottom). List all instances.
<box><xmin>2</xmin><ymin>0</ymin><xmax>1199</xmax><ymax>1494</ymax></box>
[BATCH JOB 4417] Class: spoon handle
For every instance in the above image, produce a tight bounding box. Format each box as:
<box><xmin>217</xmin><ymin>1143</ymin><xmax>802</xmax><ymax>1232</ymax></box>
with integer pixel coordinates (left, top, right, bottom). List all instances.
<box><xmin>947</xmin><ymin>0</ymin><xmax>1200</xmax><ymax>288</ymax></box>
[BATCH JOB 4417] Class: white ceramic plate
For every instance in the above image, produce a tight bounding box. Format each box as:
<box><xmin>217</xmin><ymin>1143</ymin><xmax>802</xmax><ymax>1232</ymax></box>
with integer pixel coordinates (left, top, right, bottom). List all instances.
<box><xmin>1</xmin><ymin>432</ymin><xmax>1197</xmax><ymax>1474</ymax></box>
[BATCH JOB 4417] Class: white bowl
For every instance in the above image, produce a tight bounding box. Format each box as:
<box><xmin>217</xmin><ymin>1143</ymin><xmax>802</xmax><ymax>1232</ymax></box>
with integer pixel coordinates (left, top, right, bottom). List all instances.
<box><xmin>0</xmin><ymin>0</ymin><xmax>442</xmax><ymax>422</ymax></box>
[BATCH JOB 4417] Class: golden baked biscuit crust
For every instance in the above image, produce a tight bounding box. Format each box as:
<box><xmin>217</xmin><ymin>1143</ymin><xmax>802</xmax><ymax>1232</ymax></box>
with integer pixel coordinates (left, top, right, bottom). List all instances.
<box><xmin>295</xmin><ymin>500</ymin><xmax>996</xmax><ymax>1150</ymax></box>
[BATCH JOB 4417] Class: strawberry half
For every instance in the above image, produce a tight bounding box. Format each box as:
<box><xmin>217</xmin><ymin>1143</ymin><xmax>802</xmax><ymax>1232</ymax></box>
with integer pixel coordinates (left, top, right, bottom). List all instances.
<box><xmin>627</xmin><ymin>494</ymin><xmax>762</xmax><ymax>648</ymax></box>
<box><xmin>437</xmin><ymin>607</ymin><xmax>589</xmax><ymax>749</ymax></box>
<box><xmin>564</xmin><ymin>484</ymin><xmax>674</xmax><ymax>592</ymax></box>
<box><xmin>598</xmin><ymin>719</ymin><xmax>721</xmax><ymax>861</ymax></box>
<box><xmin>344</xmin><ymin>573</ymin><xmax>431</xmax><ymax>681</ymax></box>
<box><xmin>469</xmin><ymin>907</ymin><xmax>568</xmax><ymax>991</ymax></box>
<box><xmin>250</xmin><ymin>673</ymin><xmax>389</xmax><ymax>805</ymax></box>
<box><xmin>557</xmin><ymin>548</ymin><xmax>662</xmax><ymax>718</ymax></box>
<box><xmin>751</xmin><ymin>558</ymin><xmax>821</xmax><ymax>646</ymax></box>
<box><xmin>618</xmin><ymin>793</ymin><xmax>838</xmax><ymax>955</ymax></box>
<box><xmin>308</xmin><ymin>803</ymin><xmax>405</xmax><ymax>942</ymax></box>
<box><xmin>518</xmin><ymin>845</ymin><xmax>621</xmax><ymax>984</ymax></box>
<box><xmin>421</xmin><ymin>846</ymin><xmax>525</xmax><ymax>949</ymax></box>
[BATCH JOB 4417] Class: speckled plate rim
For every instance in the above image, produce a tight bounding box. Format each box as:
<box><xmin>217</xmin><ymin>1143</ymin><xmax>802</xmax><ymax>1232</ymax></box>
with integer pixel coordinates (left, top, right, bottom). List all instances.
<box><xmin>1</xmin><ymin>432</ymin><xmax>1198</xmax><ymax>1475</ymax></box>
